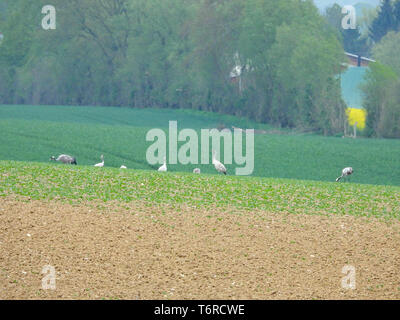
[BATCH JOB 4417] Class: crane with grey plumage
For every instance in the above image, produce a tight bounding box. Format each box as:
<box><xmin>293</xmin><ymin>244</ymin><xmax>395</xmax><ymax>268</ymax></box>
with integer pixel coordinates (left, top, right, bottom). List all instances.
<box><xmin>50</xmin><ymin>154</ymin><xmax>77</xmax><ymax>165</ymax></box>
<box><xmin>336</xmin><ymin>167</ymin><xmax>353</xmax><ymax>182</ymax></box>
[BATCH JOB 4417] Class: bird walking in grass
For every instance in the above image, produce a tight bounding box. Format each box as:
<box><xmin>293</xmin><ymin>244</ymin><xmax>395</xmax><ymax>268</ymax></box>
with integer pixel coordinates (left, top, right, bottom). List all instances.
<box><xmin>120</xmin><ymin>165</ymin><xmax>127</xmax><ymax>169</ymax></box>
<box><xmin>212</xmin><ymin>150</ymin><xmax>227</xmax><ymax>175</ymax></box>
<box><xmin>50</xmin><ymin>154</ymin><xmax>77</xmax><ymax>165</ymax></box>
<box><xmin>158</xmin><ymin>157</ymin><xmax>167</xmax><ymax>172</ymax></box>
<box><xmin>193</xmin><ymin>168</ymin><xmax>201</xmax><ymax>174</ymax></box>
<box><xmin>336</xmin><ymin>167</ymin><xmax>353</xmax><ymax>182</ymax></box>
<box><xmin>94</xmin><ymin>155</ymin><xmax>104</xmax><ymax>167</ymax></box>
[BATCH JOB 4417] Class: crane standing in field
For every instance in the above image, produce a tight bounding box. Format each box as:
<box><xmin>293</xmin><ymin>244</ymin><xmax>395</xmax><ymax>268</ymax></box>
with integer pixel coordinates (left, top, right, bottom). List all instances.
<box><xmin>212</xmin><ymin>150</ymin><xmax>227</xmax><ymax>175</ymax></box>
<box><xmin>94</xmin><ymin>155</ymin><xmax>104</xmax><ymax>167</ymax></box>
<box><xmin>158</xmin><ymin>157</ymin><xmax>167</xmax><ymax>172</ymax></box>
<box><xmin>336</xmin><ymin>167</ymin><xmax>354</xmax><ymax>182</ymax></box>
<box><xmin>50</xmin><ymin>154</ymin><xmax>77</xmax><ymax>165</ymax></box>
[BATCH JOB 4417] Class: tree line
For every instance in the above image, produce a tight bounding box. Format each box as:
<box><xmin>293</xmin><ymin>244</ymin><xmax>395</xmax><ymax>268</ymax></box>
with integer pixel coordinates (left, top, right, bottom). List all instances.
<box><xmin>0</xmin><ymin>0</ymin><xmax>346</xmax><ymax>135</ymax></box>
<box><xmin>0</xmin><ymin>0</ymin><xmax>398</xmax><ymax>137</ymax></box>
<box><xmin>324</xmin><ymin>0</ymin><xmax>400</xmax><ymax>138</ymax></box>
<box><xmin>364</xmin><ymin>0</ymin><xmax>400</xmax><ymax>138</ymax></box>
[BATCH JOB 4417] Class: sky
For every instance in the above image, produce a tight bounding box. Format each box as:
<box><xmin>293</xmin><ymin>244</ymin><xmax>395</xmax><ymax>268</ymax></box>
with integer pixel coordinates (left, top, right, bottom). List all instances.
<box><xmin>313</xmin><ymin>0</ymin><xmax>381</xmax><ymax>11</ymax></box>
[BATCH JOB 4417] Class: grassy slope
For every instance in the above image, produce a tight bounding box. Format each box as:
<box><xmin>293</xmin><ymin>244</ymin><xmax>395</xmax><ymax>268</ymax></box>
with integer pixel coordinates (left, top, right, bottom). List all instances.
<box><xmin>0</xmin><ymin>104</ymin><xmax>273</xmax><ymax>171</ymax></box>
<box><xmin>1</xmin><ymin>105</ymin><xmax>400</xmax><ymax>186</ymax></box>
<box><xmin>0</xmin><ymin>105</ymin><xmax>272</xmax><ymax>129</ymax></box>
<box><xmin>1</xmin><ymin>161</ymin><xmax>399</xmax><ymax>220</ymax></box>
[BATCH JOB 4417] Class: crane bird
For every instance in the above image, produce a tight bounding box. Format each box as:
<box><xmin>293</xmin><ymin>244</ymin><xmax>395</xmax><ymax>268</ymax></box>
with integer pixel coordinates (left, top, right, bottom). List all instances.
<box><xmin>94</xmin><ymin>155</ymin><xmax>104</xmax><ymax>167</ymax></box>
<box><xmin>50</xmin><ymin>154</ymin><xmax>77</xmax><ymax>165</ymax></box>
<box><xmin>212</xmin><ymin>150</ymin><xmax>227</xmax><ymax>175</ymax></box>
<box><xmin>120</xmin><ymin>165</ymin><xmax>127</xmax><ymax>169</ymax></box>
<box><xmin>158</xmin><ymin>157</ymin><xmax>167</xmax><ymax>172</ymax></box>
<box><xmin>336</xmin><ymin>167</ymin><xmax>353</xmax><ymax>182</ymax></box>
<box><xmin>193</xmin><ymin>168</ymin><xmax>201</xmax><ymax>174</ymax></box>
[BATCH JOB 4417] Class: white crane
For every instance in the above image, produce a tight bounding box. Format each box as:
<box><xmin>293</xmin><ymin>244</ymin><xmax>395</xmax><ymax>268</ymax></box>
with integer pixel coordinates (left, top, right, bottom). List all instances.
<box><xmin>193</xmin><ymin>168</ymin><xmax>201</xmax><ymax>174</ymax></box>
<box><xmin>212</xmin><ymin>150</ymin><xmax>227</xmax><ymax>175</ymax></box>
<box><xmin>120</xmin><ymin>165</ymin><xmax>127</xmax><ymax>169</ymax></box>
<box><xmin>50</xmin><ymin>154</ymin><xmax>77</xmax><ymax>165</ymax></box>
<box><xmin>94</xmin><ymin>155</ymin><xmax>104</xmax><ymax>167</ymax></box>
<box><xmin>158</xmin><ymin>157</ymin><xmax>167</xmax><ymax>172</ymax></box>
<box><xmin>336</xmin><ymin>167</ymin><xmax>353</xmax><ymax>182</ymax></box>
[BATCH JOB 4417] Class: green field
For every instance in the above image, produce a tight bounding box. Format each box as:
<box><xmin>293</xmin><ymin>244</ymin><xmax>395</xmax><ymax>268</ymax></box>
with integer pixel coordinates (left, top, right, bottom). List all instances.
<box><xmin>1</xmin><ymin>104</ymin><xmax>400</xmax><ymax>186</ymax></box>
<box><xmin>1</xmin><ymin>161</ymin><xmax>399</xmax><ymax>219</ymax></box>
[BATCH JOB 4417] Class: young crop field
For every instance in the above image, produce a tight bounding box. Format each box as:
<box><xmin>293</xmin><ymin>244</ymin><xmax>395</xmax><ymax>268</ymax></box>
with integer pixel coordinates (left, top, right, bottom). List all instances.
<box><xmin>1</xmin><ymin>161</ymin><xmax>400</xmax><ymax>218</ymax></box>
<box><xmin>1</xmin><ymin>105</ymin><xmax>400</xmax><ymax>186</ymax></box>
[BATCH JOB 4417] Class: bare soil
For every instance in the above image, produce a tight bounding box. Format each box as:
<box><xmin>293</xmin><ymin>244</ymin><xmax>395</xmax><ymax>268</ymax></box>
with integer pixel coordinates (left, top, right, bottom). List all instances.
<box><xmin>1</xmin><ymin>197</ymin><xmax>399</xmax><ymax>300</ymax></box>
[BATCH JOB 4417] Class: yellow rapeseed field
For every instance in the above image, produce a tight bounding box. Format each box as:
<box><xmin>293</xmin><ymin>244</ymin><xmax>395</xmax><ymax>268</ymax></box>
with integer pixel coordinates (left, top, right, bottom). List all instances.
<box><xmin>346</xmin><ymin>108</ymin><xmax>366</xmax><ymax>130</ymax></box>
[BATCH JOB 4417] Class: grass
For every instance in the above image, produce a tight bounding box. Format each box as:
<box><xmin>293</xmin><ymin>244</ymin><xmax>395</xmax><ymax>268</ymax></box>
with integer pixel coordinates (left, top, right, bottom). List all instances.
<box><xmin>0</xmin><ymin>104</ymin><xmax>272</xmax><ymax>130</ymax></box>
<box><xmin>1</xmin><ymin>104</ymin><xmax>400</xmax><ymax>186</ymax></box>
<box><xmin>1</xmin><ymin>160</ymin><xmax>399</xmax><ymax>219</ymax></box>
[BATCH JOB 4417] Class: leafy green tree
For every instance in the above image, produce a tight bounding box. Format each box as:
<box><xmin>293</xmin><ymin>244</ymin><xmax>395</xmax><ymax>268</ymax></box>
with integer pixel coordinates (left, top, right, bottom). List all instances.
<box><xmin>342</xmin><ymin>27</ymin><xmax>369</xmax><ymax>56</ymax></box>
<box><xmin>362</xmin><ymin>31</ymin><xmax>400</xmax><ymax>138</ymax></box>
<box><xmin>370</xmin><ymin>0</ymin><xmax>395</xmax><ymax>43</ymax></box>
<box><xmin>0</xmin><ymin>0</ymin><xmax>348</xmax><ymax>135</ymax></box>
<box><xmin>0</xmin><ymin>0</ymin><xmax>38</xmax><ymax>103</ymax></box>
<box><xmin>237</xmin><ymin>0</ymin><xmax>344</xmax><ymax>133</ymax></box>
<box><xmin>325</xmin><ymin>3</ymin><xmax>343</xmax><ymax>32</ymax></box>
<box><xmin>394</xmin><ymin>0</ymin><xmax>400</xmax><ymax>30</ymax></box>
<box><xmin>373</xmin><ymin>31</ymin><xmax>400</xmax><ymax>75</ymax></box>
<box><xmin>324</xmin><ymin>3</ymin><xmax>369</xmax><ymax>56</ymax></box>
<box><xmin>362</xmin><ymin>63</ymin><xmax>399</xmax><ymax>138</ymax></box>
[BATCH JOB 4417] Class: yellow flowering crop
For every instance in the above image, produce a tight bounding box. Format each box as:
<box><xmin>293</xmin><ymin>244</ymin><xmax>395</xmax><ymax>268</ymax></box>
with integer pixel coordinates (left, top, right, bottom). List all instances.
<box><xmin>346</xmin><ymin>108</ymin><xmax>366</xmax><ymax>130</ymax></box>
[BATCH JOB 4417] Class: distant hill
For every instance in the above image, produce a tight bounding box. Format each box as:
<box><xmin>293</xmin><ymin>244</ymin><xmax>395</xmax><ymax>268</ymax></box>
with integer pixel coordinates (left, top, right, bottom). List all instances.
<box><xmin>354</xmin><ymin>2</ymin><xmax>375</xmax><ymax>17</ymax></box>
<box><xmin>314</xmin><ymin>0</ymin><xmax>380</xmax><ymax>12</ymax></box>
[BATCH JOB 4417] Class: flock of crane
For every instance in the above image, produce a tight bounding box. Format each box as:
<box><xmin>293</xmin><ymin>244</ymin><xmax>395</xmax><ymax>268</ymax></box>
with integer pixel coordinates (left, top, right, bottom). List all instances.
<box><xmin>50</xmin><ymin>150</ymin><xmax>228</xmax><ymax>175</ymax></box>
<box><xmin>50</xmin><ymin>153</ymin><xmax>353</xmax><ymax>181</ymax></box>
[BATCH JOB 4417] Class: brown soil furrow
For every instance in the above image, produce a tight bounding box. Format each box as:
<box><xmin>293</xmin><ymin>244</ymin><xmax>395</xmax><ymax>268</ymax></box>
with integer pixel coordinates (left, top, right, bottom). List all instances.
<box><xmin>0</xmin><ymin>197</ymin><xmax>399</xmax><ymax>300</ymax></box>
